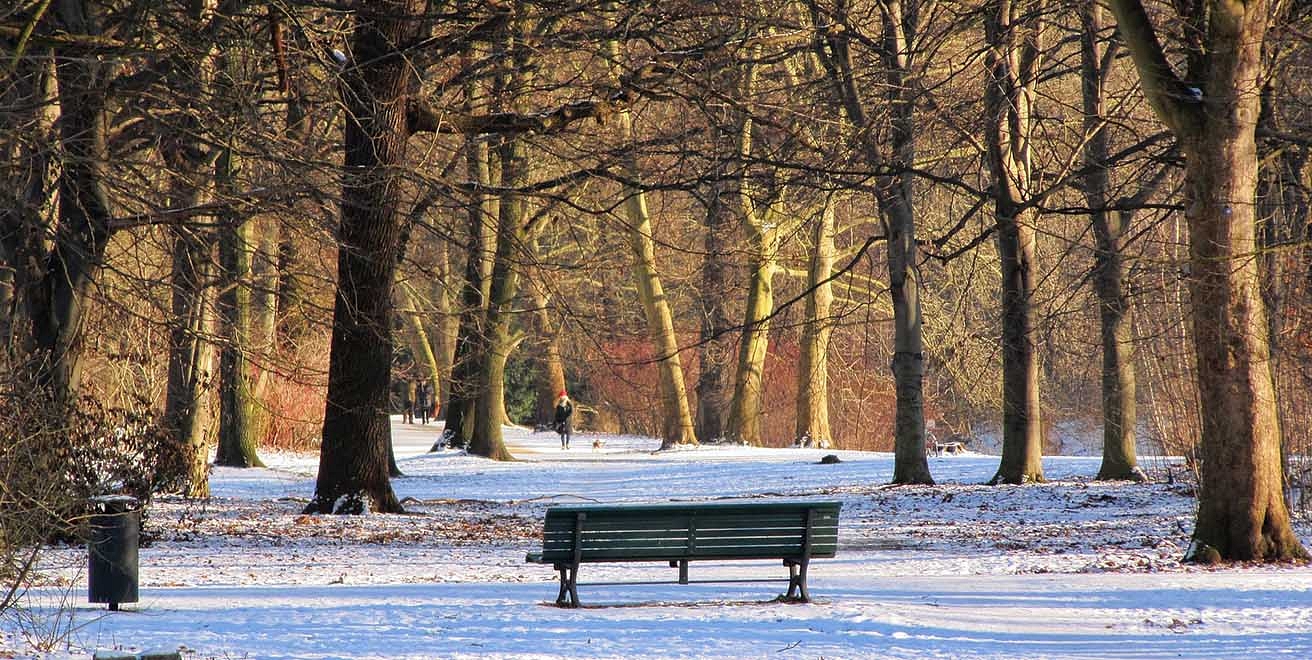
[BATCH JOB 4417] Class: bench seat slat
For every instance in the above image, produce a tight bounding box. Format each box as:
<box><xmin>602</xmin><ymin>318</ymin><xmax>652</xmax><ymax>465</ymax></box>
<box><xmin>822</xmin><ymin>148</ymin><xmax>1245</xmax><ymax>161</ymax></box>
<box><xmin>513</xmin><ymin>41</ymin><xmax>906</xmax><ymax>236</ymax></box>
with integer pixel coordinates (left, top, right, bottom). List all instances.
<box><xmin>544</xmin><ymin>511</ymin><xmax>838</xmax><ymax>526</ymax></box>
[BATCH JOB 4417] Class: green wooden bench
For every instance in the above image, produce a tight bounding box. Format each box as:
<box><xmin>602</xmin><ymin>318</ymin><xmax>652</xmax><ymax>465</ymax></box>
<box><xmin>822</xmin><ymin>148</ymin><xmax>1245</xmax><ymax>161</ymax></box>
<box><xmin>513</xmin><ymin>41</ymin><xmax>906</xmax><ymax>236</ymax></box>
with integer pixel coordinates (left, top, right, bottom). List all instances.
<box><xmin>525</xmin><ymin>500</ymin><xmax>841</xmax><ymax>607</ymax></box>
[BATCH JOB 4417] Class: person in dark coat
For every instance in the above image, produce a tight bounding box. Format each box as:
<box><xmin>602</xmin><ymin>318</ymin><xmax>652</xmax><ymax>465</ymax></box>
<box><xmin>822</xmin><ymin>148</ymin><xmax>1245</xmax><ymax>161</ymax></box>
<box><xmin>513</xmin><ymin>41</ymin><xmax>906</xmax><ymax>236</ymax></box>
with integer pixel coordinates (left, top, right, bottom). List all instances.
<box><xmin>417</xmin><ymin>381</ymin><xmax>432</xmax><ymax>425</ymax></box>
<box><xmin>553</xmin><ymin>390</ymin><xmax>574</xmax><ymax>449</ymax></box>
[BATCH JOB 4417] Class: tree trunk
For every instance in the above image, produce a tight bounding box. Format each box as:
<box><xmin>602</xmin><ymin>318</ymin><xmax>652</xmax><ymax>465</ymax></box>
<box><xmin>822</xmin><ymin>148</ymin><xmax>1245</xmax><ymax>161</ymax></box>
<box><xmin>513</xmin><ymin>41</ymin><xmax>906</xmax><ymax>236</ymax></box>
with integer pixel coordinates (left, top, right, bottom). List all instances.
<box><xmin>1106</xmin><ymin>0</ymin><xmax>1306</xmax><ymax>561</ymax></box>
<box><xmin>606</xmin><ymin>34</ymin><xmax>697</xmax><ymax>450</ymax></box>
<box><xmin>431</xmin><ymin>243</ymin><xmax>459</xmax><ymax>417</ymax></box>
<box><xmin>696</xmin><ymin>180</ymin><xmax>735</xmax><ymax>443</ymax></box>
<box><xmin>795</xmin><ymin>200</ymin><xmax>834</xmax><ymax>448</ymax></box>
<box><xmin>214</xmin><ymin>145</ymin><xmax>263</xmax><ymax>469</ymax></box>
<box><xmin>810</xmin><ymin>0</ymin><xmax>930</xmax><ymax>477</ymax></box>
<box><xmin>1080</xmin><ymin>5</ymin><xmax>1141</xmax><ymax>482</ymax></box>
<box><xmin>724</xmin><ymin>214</ymin><xmax>776</xmax><ymax>447</ymax></box>
<box><xmin>31</xmin><ymin>9</ymin><xmax>115</xmax><ymax>402</ymax></box>
<box><xmin>164</xmin><ymin>221</ymin><xmax>217</xmax><ymax>495</ymax></box>
<box><xmin>724</xmin><ymin>49</ymin><xmax>773</xmax><ymax>448</ymax></box>
<box><xmin>468</xmin><ymin>135</ymin><xmax>525</xmax><ymax>462</ymax></box>
<box><xmin>306</xmin><ymin>2</ymin><xmax>419</xmax><ymax>514</ymax></box>
<box><xmin>881</xmin><ymin>0</ymin><xmax>933</xmax><ymax>484</ymax></box>
<box><xmin>529</xmin><ymin>284</ymin><xmax>567</xmax><ymax>427</ymax></box>
<box><xmin>985</xmin><ymin>0</ymin><xmax>1046</xmax><ymax>485</ymax></box>
<box><xmin>441</xmin><ymin>42</ymin><xmax>498</xmax><ymax>451</ymax></box>
<box><xmin>0</xmin><ymin>52</ymin><xmax>59</xmax><ymax>364</ymax></box>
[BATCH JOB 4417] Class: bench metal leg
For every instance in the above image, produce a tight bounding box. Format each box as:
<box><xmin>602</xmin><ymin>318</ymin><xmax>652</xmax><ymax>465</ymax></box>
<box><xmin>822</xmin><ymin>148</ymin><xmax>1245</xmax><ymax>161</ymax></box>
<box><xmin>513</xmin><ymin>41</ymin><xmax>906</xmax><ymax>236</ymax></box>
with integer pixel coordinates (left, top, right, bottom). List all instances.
<box><xmin>554</xmin><ymin>564</ymin><xmax>581</xmax><ymax>607</ymax></box>
<box><xmin>784</xmin><ymin>559</ymin><xmax>810</xmax><ymax>603</ymax></box>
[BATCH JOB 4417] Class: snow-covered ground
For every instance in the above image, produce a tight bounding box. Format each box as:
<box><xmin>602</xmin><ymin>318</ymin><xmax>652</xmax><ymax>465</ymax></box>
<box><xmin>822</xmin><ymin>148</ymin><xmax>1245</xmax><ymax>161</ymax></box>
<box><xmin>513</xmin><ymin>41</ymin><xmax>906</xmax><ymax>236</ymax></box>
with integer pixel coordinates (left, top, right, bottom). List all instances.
<box><xmin>4</xmin><ymin>420</ymin><xmax>1311</xmax><ymax>659</ymax></box>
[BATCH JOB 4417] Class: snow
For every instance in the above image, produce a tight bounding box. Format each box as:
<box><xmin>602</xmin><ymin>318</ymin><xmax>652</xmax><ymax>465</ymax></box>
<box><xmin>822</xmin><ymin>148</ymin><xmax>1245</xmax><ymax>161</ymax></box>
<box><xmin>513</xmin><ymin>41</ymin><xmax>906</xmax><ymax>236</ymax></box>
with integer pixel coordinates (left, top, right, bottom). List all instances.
<box><xmin>4</xmin><ymin>419</ymin><xmax>1311</xmax><ymax>659</ymax></box>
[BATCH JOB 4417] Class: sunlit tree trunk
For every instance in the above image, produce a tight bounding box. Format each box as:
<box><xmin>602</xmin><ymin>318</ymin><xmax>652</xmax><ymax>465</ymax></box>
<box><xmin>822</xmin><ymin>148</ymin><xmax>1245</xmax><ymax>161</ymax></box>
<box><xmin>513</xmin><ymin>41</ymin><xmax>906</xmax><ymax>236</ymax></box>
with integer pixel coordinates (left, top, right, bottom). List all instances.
<box><xmin>469</xmin><ymin>136</ymin><xmax>523</xmax><ymax>462</ymax></box>
<box><xmin>984</xmin><ymin>0</ymin><xmax>1045</xmax><ymax>485</ymax></box>
<box><xmin>1080</xmin><ymin>5</ymin><xmax>1141</xmax><ymax>482</ymax></box>
<box><xmin>441</xmin><ymin>40</ymin><xmax>497</xmax><ymax>451</ymax></box>
<box><xmin>1107</xmin><ymin>0</ymin><xmax>1306</xmax><ymax>561</ymax></box>
<box><xmin>795</xmin><ymin>200</ymin><xmax>834</xmax><ymax>448</ymax></box>
<box><xmin>725</xmin><ymin>48</ymin><xmax>775</xmax><ymax>448</ymax></box>
<box><xmin>529</xmin><ymin>283</ymin><xmax>567</xmax><ymax>426</ymax></box>
<box><xmin>606</xmin><ymin>34</ymin><xmax>697</xmax><ymax>449</ymax></box>
<box><xmin>880</xmin><ymin>0</ymin><xmax>933</xmax><ymax>484</ymax></box>
<box><xmin>809</xmin><ymin>0</ymin><xmax>931</xmax><ymax>479</ymax></box>
<box><xmin>214</xmin><ymin>143</ymin><xmax>263</xmax><ymax>469</ymax></box>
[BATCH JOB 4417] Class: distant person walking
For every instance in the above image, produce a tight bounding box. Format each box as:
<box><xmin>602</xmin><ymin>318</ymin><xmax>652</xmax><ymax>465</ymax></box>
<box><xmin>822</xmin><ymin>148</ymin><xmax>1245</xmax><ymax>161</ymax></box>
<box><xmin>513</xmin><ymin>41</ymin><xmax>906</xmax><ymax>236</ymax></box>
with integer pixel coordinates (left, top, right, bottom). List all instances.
<box><xmin>417</xmin><ymin>381</ymin><xmax>432</xmax><ymax>425</ymax></box>
<box><xmin>402</xmin><ymin>380</ymin><xmax>415</xmax><ymax>424</ymax></box>
<box><xmin>553</xmin><ymin>390</ymin><xmax>574</xmax><ymax>450</ymax></box>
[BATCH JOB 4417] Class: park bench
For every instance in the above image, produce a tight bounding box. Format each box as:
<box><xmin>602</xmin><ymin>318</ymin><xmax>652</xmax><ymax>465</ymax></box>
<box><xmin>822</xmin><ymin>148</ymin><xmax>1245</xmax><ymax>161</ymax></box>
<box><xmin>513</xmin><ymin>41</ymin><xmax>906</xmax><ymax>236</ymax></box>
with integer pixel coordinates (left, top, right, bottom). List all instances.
<box><xmin>525</xmin><ymin>499</ymin><xmax>841</xmax><ymax>607</ymax></box>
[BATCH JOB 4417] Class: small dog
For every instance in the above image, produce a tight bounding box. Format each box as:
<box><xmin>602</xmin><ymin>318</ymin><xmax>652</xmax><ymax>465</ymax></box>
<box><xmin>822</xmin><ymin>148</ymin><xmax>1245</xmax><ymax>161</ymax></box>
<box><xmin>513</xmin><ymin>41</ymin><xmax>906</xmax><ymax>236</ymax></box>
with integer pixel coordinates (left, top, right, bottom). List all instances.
<box><xmin>592</xmin><ymin>438</ymin><xmax>604</xmax><ymax>451</ymax></box>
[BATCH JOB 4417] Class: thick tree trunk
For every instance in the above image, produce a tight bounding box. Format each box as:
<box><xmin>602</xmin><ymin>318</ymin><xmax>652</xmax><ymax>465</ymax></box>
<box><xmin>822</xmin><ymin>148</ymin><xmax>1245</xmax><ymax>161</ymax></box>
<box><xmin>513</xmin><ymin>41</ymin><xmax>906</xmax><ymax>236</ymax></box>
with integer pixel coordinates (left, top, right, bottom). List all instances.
<box><xmin>440</xmin><ymin>52</ymin><xmax>497</xmax><ymax>451</ymax></box>
<box><xmin>529</xmin><ymin>285</ymin><xmax>567</xmax><ymax>426</ymax></box>
<box><xmin>606</xmin><ymin>36</ymin><xmax>697</xmax><ymax>450</ymax></box>
<box><xmin>32</xmin><ymin>20</ymin><xmax>115</xmax><ymax>402</ymax></box>
<box><xmin>795</xmin><ymin>201</ymin><xmax>834</xmax><ymax>448</ymax></box>
<box><xmin>164</xmin><ymin>222</ymin><xmax>217</xmax><ymax>495</ymax></box>
<box><xmin>1182</xmin><ymin>131</ymin><xmax>1304</xmax><ymax>560</ymax></box>
<box><xmin>881</xmin><ymin>1</ymin><xmax>933</xmax><ymax>484</ymax></box>
<box><xmin>1106</xmin><ymin>0</ymin><xmax>1306</xmax><ymax>561</ymax></box>
<box><xmin>0</xmin><ymin>52</ymin><xmax>58</xmax><ymax>363</ymax></box>
<box><xmin>1081</xmin><ymin>5</ymin><xmax>1141</xmax><ymax>482</ymax></box>
<box><xmin>695</xmin><ymin>181</ymin><xmax>735</xmax><ymax>443</ymax></box>
<box><xmin>306</xmin><ymin>2</ymin><xmax>419</xmax><ymax>514</ymax></box>
<box><xmin>991</xmin><ymin>203</ymin><xmax>1045</xmax><ymax>485</ymax></box>
<box><xmin>468</xmin><ymin>136</ymin><xmax>525</xmax><ymax>462</ymax></box>
<box><xmin>725</xmin><ymin>220</ymin><xmax>775</xmax><ymax>447</ymax></box>
<box><xmin>985</xmin><ymin>0</ymin><xmax>1045</xmax><ymax>485</ymax></box>
<box><xmin>215</xmin><ymin>147</ymin><xmax>263</xmax><ymax>469</ymax></box>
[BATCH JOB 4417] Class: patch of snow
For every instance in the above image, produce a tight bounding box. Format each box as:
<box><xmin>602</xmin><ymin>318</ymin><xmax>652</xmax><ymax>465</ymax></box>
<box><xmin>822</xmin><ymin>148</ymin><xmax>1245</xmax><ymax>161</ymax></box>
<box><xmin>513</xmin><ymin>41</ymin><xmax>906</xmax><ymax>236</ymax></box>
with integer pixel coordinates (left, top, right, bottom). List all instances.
<box><xmin>5</xmin><ymin>419</ymin><xmax>1309</xmax><ymax>659</ymax></box>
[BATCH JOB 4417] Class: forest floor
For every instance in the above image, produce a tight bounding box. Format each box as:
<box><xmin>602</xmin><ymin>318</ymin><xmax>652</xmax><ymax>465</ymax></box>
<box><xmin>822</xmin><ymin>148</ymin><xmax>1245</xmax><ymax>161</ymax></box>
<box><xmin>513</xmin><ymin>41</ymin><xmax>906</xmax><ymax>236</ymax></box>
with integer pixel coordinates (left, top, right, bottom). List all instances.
<box><xmin>4</xmin><ymin>421</ymin><xmax>1311</xmax><ymax>659</ymax></box>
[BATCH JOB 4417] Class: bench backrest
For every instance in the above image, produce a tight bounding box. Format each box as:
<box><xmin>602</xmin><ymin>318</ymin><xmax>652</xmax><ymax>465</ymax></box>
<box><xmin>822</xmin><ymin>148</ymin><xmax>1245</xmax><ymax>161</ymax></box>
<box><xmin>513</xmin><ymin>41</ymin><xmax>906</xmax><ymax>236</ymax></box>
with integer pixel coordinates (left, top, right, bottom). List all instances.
<box><xmin>537</xmin><ymin>500</ymin><xmax>841</xmax><ymax>563</ymax></box>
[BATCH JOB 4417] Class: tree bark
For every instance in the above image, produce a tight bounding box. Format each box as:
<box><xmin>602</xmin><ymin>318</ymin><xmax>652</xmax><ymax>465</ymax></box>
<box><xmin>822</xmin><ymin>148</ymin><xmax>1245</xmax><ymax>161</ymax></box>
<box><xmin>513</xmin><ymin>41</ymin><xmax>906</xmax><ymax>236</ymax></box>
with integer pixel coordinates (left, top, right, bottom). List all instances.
<box><xmin>881</xmin><ymin>0</ymin><xmax>933</xmax><ymax>484</ymax></box>
<box><xmin>724</xmin><ymin>47</ymin><xmax>774</xmax><ymax>448</ymax></box>
<box><xmin>214</xmin><ymin>144</ymin><xmax>263</xmax><ymax>469</ymax></box>
<box><xmin>1080</xmin><ymin>5</ymin><xmax>1141</xmax><ymax>482</ymax></box>
<box><xmin>440</xmin><ymin>39</ymin><xmax>498</xmax><ymax>451</ymax></box>
<box><xmin>529</xmin><ymin>282</ymin><xmax>567</xmax><ymax>427</ymax></box>
<box><xmin>164</xmin><ymin>222</ymin><xmax>218</xmax><ymax>494</ymax></box>
<box><xmin>809</xmin><ymin>0</ymin><xmax>931</xmax><ymax>479</ymax></box>
<box><xmin>306</xmin><ymin>1</ymin><xmax>419</xmax><ymax>514</ymax></box>
<box><xmin>724</xmin><ymin>215</ymin><xmax>776</xmax><ymax>447</ymax></box>
<box><xmin>1106</xmin><ymin>0</ymin><xmax>1307</xmax><ymax>561</ymax></box>
<box><xmin>469</xmin><ymin>136</ymin><xmax>524</xmax><ymax>462</ymax></box>
<box><xmin>795</xmin><ymin>200</ymin><xmax>834</xmax><ymax>448</ymax></box>
<box><xmin>695</xmin><ymin>180</ymin><xmax>736</xmax><ymax>443</ymax></box>
<box><xmin>606</xmin><ymin>36</ymin><xmax>698</xmax><ymax>450</ymax></box>
<box><xmin>0</xmin><ymin>51</ymin><xmax>59</xmax><ymax>365</ymax></box>
<box><xmin>984</xmin><ymin>0</ymin><xmax>1046</xmax><ymax>485</ymax></box>
<box><xmin>30</xmin><ymin>4</ymin><xmax>116</xmax><ymax>402</ymax></box>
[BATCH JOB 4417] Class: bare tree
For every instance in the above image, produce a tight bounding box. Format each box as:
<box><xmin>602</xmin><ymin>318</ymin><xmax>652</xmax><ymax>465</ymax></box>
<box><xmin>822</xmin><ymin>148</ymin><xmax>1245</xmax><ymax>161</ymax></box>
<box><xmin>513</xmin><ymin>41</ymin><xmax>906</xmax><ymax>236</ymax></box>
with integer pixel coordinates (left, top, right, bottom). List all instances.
<box><xmin>984</xmin><ymin>0</ymin><xmax>1046</xmax><ymax>485</ymax></box>
<box><xmin>1106</xmin><ymin>0</ymin><xmax>1308</xmax><ymax>561</ymax></box>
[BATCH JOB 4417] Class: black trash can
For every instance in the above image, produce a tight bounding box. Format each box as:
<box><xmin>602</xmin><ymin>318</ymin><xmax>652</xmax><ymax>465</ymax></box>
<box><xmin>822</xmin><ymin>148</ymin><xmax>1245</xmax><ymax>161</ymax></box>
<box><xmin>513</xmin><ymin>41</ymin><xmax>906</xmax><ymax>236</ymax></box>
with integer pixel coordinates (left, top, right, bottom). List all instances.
<box><xmin>88</xmin><ymin>495</ymin><xmax>140</xmax><ymax>611</ymax></box>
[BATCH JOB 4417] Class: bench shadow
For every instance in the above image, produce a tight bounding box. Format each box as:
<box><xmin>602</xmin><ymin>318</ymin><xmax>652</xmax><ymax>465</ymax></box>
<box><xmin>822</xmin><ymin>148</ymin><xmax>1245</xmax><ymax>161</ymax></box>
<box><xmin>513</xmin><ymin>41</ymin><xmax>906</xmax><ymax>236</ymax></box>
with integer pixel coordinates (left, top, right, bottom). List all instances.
<box><xmin>538</xmin><ymin>596</ymin><xmax>824</xmax><ymax>609</ymax></box>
